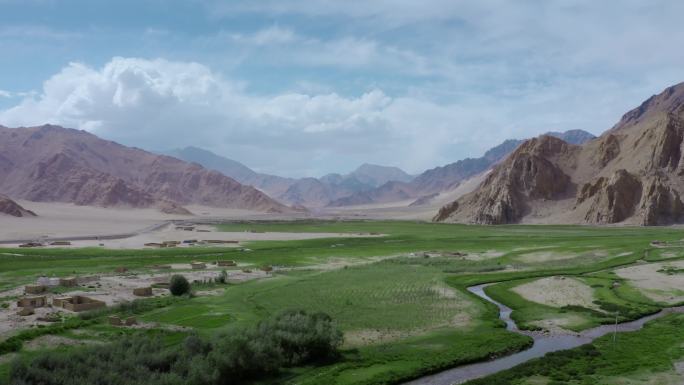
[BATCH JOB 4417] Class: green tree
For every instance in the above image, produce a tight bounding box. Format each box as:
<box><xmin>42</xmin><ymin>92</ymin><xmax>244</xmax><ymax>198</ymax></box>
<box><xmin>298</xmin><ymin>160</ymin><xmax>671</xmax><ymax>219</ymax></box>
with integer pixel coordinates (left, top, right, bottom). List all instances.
<box><xmin>170</xmin><ymin>274</ymin><xmax>190</xmax><ymax>296</ymax></box>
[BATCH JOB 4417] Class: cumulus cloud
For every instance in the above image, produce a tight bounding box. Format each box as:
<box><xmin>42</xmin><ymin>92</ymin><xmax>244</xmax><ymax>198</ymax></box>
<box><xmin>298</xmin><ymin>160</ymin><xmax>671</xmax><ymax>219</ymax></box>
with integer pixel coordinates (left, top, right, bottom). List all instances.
<box><xmin>0</xmin><ymin>57</ymin><xmax>450</xmax><ymax>175</ymax></box>
<box><xmin>1</xmin><ymin>55</ymin><xmax>682</xmax><ymax>177</ymax></box>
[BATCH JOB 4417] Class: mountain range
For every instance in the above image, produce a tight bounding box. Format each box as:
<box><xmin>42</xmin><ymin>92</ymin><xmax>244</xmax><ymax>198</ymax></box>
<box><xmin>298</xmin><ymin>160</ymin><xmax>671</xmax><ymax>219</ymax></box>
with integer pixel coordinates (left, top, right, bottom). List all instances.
<box><xmin>435</xmin><ymin>82</ymin><xmax>684</xmax><ymax>226</ymax></box>
<box><xmin>169</xmin><ymin>130</ymin><xmax>594</xmax><ymax>209</ymax></box>
<box><xmin>9</xmin><ymin>82</ymin><xmax>682</xmax><ymax>227</ymax></box>
<box><xmin>327</xmin><ymin>129</ymin><xmax>596</xmax><ymax>207</ymax></box>
<box><xmin>0</xmin><ymin>125</ymin><xmax>288</xmax><ymax>215</ymax></box>
<box><xmin>168</xmin><ymin>147</ymin><xmax>414</xmax><ymax>207</ymax></box>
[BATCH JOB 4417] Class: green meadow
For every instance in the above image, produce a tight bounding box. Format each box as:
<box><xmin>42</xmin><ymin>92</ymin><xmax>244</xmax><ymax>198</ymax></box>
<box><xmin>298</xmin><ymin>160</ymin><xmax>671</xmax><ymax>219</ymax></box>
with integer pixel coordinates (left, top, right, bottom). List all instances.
<box><xmin>2</xmin><ymin>221</ymin><xmax>684</xmax><ymax>384</ymax></box>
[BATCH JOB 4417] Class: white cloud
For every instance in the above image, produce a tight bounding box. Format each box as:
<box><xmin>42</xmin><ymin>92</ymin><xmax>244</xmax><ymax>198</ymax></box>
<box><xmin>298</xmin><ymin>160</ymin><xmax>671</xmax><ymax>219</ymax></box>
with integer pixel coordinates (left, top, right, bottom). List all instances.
<box><xmin>0</xmin><ymin>57</ymin><xmax>440</xmax><ymax>175</ymax></box>
<box><xmin>0</xmin><ymin>56</ymin><xmax>682</xmax><ymax>177</ymax></box>
<box><xmin>0</xmin><ymin>90</ymin><xmax>11</xmax><ymax>98</ymax></box>
<box><xmin>228</xmin><ymin>25</ymin><xmax>298</xmax><ymax>45</ymax></box>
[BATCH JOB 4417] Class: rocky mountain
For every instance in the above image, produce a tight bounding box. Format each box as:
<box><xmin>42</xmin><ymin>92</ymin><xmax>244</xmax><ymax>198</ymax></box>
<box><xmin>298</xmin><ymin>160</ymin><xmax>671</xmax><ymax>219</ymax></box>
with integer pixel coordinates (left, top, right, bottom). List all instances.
<box><xmin>435</xmin><ymin>82</ymin><xmax>684</xmax><ymax>225</ymax></box>
<box><xmin>167</xmin><ymin>147</ymin><xmax>296</xmax><ymax>197</ymax></box>
<box><xmin>169</xmin><ymin>146</ymin><xmax>415</xmax><ymax>208</ymax></box>
<box><xmin>328</xmin><ymin>130</ymin><xmax>595</xmax><ymax>207</ymax></box>
<box><xmin>0</xmin><ymin>125</ymin><xmax>289</xmax><ymax>214</ymax></box>
<box><xmin>0</xmin><ymin>194</ymin><xmax>36</xmax><ymax>217</ymax></box>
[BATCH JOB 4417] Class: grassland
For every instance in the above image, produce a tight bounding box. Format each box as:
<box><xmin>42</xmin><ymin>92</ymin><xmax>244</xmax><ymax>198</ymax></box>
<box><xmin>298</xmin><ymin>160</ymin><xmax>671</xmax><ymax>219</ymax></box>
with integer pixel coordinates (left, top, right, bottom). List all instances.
<box><xmin>2</xmin><ymin>221</ymin><xmax>684</xmax><ymax>384</ymax></box>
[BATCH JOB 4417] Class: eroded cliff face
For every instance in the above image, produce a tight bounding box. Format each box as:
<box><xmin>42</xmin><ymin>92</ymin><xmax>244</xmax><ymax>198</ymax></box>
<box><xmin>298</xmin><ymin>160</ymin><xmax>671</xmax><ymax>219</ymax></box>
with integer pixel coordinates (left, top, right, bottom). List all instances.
<box><xmin>597</xmin><ymin>134</ymin><xmax>620</xmax><ymax>167</ymax></box>
<box><xmin>640</xmin><ymin>176</ymin><xmax>684</xmax><ymax>225</ymax></box>
<box><xmin>578</xmin><ymin>170</ymin><xmax>642</xmax><ymax>224</ymax></box>
<box><xmin>435</xmin><ymin>82</ymin><xmax>684</xmax><ymax>226</ymax></box>
<box><xmin>435</xmin><ymin>136</ymin><xmax>575</xmax><ymax>224</ymax></box>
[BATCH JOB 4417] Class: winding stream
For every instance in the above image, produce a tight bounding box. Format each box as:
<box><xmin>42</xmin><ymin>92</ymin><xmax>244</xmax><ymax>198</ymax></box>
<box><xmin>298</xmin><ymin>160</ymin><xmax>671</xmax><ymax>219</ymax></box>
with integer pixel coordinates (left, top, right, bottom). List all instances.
<box><xmin>404</xmin><ymin>283</ymin><xmax>684</xmax><ymax>385</ymax></box>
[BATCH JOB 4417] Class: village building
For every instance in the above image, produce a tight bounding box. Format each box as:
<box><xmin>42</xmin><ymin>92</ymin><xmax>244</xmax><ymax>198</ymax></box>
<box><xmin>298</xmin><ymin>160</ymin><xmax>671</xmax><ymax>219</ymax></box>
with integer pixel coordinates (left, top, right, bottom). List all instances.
<box><xmin>133</xmin><ymin>287</ymin><xmax>153</xmax><ymax>297</ymax></box>
<box><xmin>17</xmin><ymin>295</ymin><xmax>47</xmax><ymax>308</ymax></box>
<box><xmin>53</xmin><ymin>295</ymin><xmax>106</xmax><ymax>312</ymax></box>
<box><xmin>59</xmin><ymin>277</ymin><xmax>78</xmax><ymax>287</ymax></box>
<box><xmin>16</xmin><ymin>307</ymin><xmax>35</xmax><ymax>316</ymax></box>
<box><xmin>217</xmin><ymin>260</ymin><xmax>237</xmax><ymax>267</ymax></box>
<box><xmin>24</xmin><ymin>284</ymin><xmax>46</xmax><ymax>294</ymax></box>
<box><xmin>49</xmin><ymin>241</ymin><xmax>71</xmax><ymax>246</ymax></box>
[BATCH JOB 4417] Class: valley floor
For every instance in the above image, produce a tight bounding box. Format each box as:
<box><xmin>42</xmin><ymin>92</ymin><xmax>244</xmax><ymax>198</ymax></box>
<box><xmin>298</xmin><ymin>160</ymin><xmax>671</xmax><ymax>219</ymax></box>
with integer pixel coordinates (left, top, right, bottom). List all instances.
<box><xmin>2</xmin><ymin>221</ymin><xmax>684</xmax><ymax>384</ymax></box>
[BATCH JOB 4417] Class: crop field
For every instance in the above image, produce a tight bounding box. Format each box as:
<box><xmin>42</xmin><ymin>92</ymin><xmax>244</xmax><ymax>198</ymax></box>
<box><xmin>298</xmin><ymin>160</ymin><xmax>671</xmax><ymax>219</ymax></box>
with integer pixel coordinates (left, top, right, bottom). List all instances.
<box><xmin>2</xmin><ymin>221</ymin><xmax>684</xmax><ymax>384</ymax></box>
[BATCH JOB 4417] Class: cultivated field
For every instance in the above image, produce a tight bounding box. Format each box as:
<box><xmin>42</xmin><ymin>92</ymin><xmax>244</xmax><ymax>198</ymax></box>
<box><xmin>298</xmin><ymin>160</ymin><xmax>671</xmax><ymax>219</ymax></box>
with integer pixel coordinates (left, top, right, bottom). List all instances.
<box><xmin>2</xmin><ymin>221</ymin><xmax>684</xmax><ymax>384</ymax></box>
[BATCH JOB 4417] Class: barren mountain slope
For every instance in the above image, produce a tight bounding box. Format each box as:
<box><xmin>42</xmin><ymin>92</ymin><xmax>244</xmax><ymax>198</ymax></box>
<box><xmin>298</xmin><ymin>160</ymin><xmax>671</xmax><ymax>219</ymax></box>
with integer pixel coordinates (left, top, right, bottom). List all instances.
<box><xmin>167</xmin><ymin>146</ymin><xmax>297</xmax><ymax>197</ymax></box>
<box><xmin>0</xmin><ymin>125</ymin><xmax>288</xmax><ymax>213</ymax></box>
<box><xmin>330</xmin><ymin>130</ymin><xmax>594</xmax><ymax>208</ymax></box>
<box><xmin>435</xmin><ymin>82</ymin><xmax>684</xmax><ymax>225</ymax></box>
<box><xmin>0</xmin><ymin>194</ymin><xmax>36</xmax><ymax>217</ymax></box>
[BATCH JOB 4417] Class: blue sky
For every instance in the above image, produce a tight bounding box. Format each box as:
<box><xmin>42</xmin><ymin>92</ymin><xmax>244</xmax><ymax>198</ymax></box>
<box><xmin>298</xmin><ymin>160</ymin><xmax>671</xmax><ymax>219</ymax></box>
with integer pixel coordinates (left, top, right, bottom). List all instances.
<box><xmin>1</xmin><ymin>0</ymin><xmax>684</xmax><ymax>177</ymax></box>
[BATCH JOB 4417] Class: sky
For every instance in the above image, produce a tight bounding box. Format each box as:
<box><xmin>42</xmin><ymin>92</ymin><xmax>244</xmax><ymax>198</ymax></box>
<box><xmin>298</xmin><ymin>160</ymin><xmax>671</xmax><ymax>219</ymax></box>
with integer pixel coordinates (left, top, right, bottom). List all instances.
<box><xmin>1</xmin><ymin>1</ymin><xmax>684</xmax><ymax>177</ymax></box>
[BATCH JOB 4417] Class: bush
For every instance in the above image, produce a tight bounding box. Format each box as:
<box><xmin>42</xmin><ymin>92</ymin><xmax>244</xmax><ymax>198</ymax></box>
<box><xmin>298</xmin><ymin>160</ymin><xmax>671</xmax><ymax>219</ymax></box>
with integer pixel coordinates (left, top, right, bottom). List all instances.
<box><xmin>170</xmin><ymin>274</ymin><xmax>190</xmax><ymax>296</ymax></box>
<box><xmin>216</xmin><ymin>270</ymin><xmax>228</xmax><ymax>284</ymax></box>
<box><xmin>265</xmin><ymin>309</ymin><xmax>343</xmax><ymax>365</ymax></box>
<box><xmin>9</xmin><ymin>310</ymin><xmax>342</xmax><ymax>385</ymax></box>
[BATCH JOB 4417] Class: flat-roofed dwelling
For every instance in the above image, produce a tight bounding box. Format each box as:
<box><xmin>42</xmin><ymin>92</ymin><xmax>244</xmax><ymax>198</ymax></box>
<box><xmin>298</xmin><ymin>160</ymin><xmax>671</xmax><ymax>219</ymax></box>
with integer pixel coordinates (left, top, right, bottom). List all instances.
<box><xmin>133</xmin><ymin>287</ymin><xmax>153</xmax><ymax>297</ymax></box>
<box><xmin>53</xmin><ymin>295</ymin><xmax>105</xmax><ymax>312</ymax></box>
<box><xmin>24</xmin><ymin>284</ymin><xmax>46</xmax><ymax>294</ymax></box>
<box><xmin>17</xmin><ymin>295</ymin><xmax>47</xmax><ymax>308</ymax></box>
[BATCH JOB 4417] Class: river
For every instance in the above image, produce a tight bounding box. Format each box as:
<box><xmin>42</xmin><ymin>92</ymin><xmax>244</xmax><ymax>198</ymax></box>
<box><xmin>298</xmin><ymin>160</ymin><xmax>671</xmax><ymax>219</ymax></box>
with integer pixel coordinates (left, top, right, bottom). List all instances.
<box><xmin>404</xmin><ymin>283</ymin><xmax>684</xmax><ymax>385</ymax></box>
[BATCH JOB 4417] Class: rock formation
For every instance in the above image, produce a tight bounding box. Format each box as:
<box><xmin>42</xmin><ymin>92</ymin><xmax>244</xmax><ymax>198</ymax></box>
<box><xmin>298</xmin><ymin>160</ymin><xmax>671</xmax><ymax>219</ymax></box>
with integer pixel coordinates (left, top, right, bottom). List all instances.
<box><xmin>0</xmin><ymin>194</ymin><xmax>36</xmax><ymax>217</ymax></box>
<box><xmin>435</xmin><ymin>82</ymin><xmax>684</xmax><ymax>226</ymax></box>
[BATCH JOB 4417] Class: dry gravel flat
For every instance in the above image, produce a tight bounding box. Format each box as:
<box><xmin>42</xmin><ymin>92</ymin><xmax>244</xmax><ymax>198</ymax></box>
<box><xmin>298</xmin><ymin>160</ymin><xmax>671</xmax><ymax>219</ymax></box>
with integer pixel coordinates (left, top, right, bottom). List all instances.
<box><xmin>512</xmin><ymin>276</ymin><xmax>600</xmax><ymax>310</ymax></box>
<box><xmin>615</xmin><ymin>261</ymin><xmax>684</xmax><ymax>304</ymax></box>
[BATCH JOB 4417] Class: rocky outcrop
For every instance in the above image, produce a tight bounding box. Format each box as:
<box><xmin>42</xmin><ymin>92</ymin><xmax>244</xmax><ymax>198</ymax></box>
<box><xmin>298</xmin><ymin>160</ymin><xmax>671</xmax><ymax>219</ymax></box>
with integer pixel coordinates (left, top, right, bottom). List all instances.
<box><xmin>409</xmin><ymin>193</ymin><xmax>439</xmax><ymax>207</ymax></box>
<box><xmin>651</xmin><ymin>114</ymin><xmax>684</xmax><ymax>171</ymax></box>
<box><xmin>0</xmin><ymin>194</ymin><xmax>36</xmax><ymax>217</ymax></box>
<box><xmin>472</xmin><ymin>183</ymin><xmax>523</xmax><ymax>225</ymax></box>
<box><xmin>640</xmin><ymin>177</ymin><xmax>683</xmax><ymax>225</ymax></box>
<box><xmin>597</xmin><ymin>134</ymin><xmax>620</xmax><ymax>167</ymax></box>
<box><xmin>578</xmin><ymin>170</ymin><xmax>642</xmax><ymax>224</ymax></box>
<box><xmin>158</xmin><ymin>201</ymin><xmax>194</xmax><ymax>215</ymax></box>
<box><xmin>433</xmin><ymin>200</ymin><xmax>459</xmax><ymax>222</ymax></box>
<box><xmin>438</xmin><ymin>136</ymin><xmax>575</xmax><ymax>224</ymax></box>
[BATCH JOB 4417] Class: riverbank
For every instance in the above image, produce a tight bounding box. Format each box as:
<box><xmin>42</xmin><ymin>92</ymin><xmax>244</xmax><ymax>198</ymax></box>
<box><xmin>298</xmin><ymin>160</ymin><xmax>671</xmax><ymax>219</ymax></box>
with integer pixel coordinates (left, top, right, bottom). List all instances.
<box><xmin>405</xmin><ymin>284</ymin><xmax>684</xmax><ymax>385</ymax></box>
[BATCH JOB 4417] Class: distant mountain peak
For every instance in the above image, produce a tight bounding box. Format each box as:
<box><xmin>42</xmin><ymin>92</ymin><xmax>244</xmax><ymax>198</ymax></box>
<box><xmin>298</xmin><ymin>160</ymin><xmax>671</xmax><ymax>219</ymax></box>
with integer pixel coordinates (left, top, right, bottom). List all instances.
<box><xmin>545</xmin><ymin>129</ymin><xmax>596</xmax><ymax>145</ymax></box>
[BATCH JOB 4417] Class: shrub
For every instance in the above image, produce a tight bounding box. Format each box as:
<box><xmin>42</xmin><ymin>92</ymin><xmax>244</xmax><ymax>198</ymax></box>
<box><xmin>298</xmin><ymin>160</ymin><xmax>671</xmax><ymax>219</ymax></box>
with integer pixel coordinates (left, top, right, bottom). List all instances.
<box><xmin>216</xmin><ymin>270</ymin><xmax>228</xmax><ymax>284</ymax></box>
<box><xmin>265</xmin><ymin>309</ymin><xmax>343</xmax><ymax>365</ymax></box>
<box><xmin>9</xmin><ymin>309</ymin><xmax>342</xmax><ymax>385</ymax></box>
<box><xmin>170</xmin><ymin>274</ymin><xmax>190</xmax><ymax>296</ymax></box>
